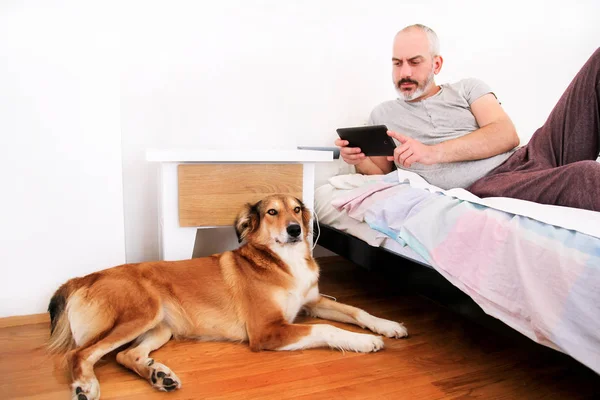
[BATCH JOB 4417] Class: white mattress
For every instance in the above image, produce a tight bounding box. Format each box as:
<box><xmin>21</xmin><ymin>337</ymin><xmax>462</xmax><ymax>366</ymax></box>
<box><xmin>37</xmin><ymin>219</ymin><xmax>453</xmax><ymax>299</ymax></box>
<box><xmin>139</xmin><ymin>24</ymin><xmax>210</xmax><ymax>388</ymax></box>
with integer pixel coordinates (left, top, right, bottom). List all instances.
<box><xmin>314</xmin><ymin>181</ymin><xmax>429</xmax><ymax>266</ymax></box>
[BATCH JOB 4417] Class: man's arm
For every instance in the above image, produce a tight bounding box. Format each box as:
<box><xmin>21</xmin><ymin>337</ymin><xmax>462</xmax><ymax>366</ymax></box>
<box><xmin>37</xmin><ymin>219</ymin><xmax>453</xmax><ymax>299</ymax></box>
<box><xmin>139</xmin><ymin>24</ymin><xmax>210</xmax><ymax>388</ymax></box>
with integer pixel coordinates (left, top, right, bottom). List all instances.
<box><xmin>388</xmin><ymin>93</ymin><xmax>520</xmax><ymax>167</ymax></box>
<box><xmin>356</xmin><ymin>156</ymin><xmax>394</xmax><ymax>175</ymax></box>
<box><xmin>435</xmin><ymin>93</ymin><xmax>520</xmax><ymax>163</ymax></box>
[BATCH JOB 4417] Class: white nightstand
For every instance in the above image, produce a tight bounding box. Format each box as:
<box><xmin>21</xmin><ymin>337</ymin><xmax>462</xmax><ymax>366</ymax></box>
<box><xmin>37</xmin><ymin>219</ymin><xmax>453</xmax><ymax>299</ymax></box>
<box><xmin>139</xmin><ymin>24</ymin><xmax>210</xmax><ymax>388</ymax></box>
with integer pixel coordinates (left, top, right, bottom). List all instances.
<box><xmin>146</xmin><ymin>149</ymin><xmax>334</xmax><ymax>261</ymax></box>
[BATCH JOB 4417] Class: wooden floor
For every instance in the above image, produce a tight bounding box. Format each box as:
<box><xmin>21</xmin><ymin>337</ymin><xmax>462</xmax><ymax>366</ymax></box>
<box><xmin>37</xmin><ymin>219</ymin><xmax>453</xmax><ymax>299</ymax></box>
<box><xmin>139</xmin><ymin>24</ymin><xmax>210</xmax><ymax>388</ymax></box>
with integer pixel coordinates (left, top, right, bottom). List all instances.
<box><xmin>1</xmin><ymin>257</ymin><xmax>598</xmax><ymax>399</ymax></box>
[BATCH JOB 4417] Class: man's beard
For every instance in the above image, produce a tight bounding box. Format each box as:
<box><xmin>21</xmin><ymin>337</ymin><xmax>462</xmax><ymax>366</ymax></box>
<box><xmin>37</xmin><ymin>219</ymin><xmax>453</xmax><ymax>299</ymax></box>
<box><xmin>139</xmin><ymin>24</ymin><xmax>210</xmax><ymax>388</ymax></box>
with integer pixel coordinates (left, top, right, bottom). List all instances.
<box><xmin>396</xmin><ymin>69</ymin><xmax>435</xmax><ymax>101</ymax></box>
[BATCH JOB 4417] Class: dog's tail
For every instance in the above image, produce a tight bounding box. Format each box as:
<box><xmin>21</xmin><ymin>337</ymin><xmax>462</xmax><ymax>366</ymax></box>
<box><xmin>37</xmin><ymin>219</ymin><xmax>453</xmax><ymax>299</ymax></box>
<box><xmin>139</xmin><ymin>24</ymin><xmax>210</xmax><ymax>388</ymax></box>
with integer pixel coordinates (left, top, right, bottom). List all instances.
<box><xmin>47</xmin><ymin>280</ymin><xmax>78</xmax><ymax>354</ymax></box>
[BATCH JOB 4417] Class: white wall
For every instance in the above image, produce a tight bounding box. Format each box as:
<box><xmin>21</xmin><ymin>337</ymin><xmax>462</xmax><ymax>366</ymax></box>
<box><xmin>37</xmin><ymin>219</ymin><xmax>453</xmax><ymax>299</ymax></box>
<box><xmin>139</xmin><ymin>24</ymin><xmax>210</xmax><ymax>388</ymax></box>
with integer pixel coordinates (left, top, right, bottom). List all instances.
<box><xmin>1</xmin><ymin>2</ymin><xmax>598</xmax><ymax>318</ymax></box>
<box><xmin>0</xmin><ymin>3</ymin><xmax>126</xmax><ymax>317</ymax></box>
<box><xmin>121</xmin><ymin>0</ymin><xmax>600</xmax><ymax>263</ymax></box>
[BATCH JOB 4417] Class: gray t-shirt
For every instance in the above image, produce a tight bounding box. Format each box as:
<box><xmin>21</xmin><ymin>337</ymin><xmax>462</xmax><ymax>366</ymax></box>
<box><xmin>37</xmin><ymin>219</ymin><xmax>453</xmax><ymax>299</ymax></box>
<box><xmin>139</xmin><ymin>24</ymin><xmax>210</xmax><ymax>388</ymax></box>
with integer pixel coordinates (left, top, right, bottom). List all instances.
<box><xmin>368</xmin><ymin>78</ymin><xmax>515</xmax><ymax>189</ymax></box>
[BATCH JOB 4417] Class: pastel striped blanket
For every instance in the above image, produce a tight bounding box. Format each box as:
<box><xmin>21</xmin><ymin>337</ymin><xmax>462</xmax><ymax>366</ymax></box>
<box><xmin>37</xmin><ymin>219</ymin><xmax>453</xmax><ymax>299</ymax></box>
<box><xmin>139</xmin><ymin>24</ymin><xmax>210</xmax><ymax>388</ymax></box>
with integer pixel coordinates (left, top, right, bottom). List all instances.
<box><xmin>330</xmin><ymin>171</ymin><xmax>600</xmax><ymax>374</ymax></box>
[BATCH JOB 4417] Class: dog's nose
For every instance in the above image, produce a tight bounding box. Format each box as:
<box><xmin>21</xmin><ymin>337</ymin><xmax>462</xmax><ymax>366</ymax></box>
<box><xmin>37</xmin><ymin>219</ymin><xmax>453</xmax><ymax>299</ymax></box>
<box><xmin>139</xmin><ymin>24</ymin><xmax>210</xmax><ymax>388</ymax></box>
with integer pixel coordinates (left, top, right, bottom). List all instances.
<box><xmin>286</xmin><ymin>224</ymin><xmax>301</xmax><ymax>238</ymax></box>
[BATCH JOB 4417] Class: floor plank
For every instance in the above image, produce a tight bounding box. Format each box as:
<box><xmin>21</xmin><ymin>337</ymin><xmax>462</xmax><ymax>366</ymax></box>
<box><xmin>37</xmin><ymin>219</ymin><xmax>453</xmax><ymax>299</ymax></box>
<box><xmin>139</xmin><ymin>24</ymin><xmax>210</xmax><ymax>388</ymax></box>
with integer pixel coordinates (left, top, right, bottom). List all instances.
<box><xmin>0</xmin><ymin>257</ymin><xmax>598</xmax><ymax>399</ymax></box>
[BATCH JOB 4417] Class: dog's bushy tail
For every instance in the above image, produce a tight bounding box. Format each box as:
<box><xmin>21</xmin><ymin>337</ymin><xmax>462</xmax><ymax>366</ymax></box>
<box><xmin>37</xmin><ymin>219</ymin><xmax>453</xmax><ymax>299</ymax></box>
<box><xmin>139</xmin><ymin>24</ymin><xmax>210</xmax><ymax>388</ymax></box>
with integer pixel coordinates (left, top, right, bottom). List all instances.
<box><xmin>47</xmin><ymin>281</ymin><xmax>77</xmax><ymax>354</ymax></box>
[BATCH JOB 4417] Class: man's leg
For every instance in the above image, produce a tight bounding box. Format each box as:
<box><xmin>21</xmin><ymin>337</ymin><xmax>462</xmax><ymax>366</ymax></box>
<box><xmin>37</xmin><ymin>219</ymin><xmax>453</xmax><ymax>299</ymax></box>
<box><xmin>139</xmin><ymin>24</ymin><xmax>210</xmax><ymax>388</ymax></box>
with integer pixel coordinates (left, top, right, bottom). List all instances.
<box><xmin>468</xmin><ymin>160</ymin><xmax>600</xmax><ymax>212</ymax></box>
<box><xmin>526</xmin><ymin>47</ymin><xmax>600</xmax><ymax>166</ymax></box>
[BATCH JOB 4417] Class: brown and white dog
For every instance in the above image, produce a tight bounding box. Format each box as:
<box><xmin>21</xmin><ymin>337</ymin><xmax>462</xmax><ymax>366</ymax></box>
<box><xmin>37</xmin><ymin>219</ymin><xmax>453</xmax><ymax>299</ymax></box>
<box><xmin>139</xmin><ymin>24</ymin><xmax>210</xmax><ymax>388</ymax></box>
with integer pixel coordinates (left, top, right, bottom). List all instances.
<box><xmin>47</xmin><ymin>194</ymin><xmax>407</xmax><ymax>400</ymax></box>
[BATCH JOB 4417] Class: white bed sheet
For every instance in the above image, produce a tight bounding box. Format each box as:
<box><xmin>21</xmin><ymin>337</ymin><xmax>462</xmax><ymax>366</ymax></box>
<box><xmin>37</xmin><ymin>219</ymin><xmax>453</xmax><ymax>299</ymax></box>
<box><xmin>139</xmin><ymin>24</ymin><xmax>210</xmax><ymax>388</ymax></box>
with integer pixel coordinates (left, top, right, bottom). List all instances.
<box><xmin>314</xmin><ymin>181</ymin><xmax>429</xmax><ymax>266</ymax></box>
<box><xmin>394</xmin><ymin>169</ymin><xmax>600</xmax><ymax>239</ymax></box>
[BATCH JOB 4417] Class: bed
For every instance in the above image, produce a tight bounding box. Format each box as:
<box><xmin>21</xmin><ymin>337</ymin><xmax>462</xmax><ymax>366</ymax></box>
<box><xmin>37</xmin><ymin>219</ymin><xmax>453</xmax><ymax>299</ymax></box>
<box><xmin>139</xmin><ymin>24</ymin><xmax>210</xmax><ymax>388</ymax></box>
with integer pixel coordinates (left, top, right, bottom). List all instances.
<box><xmin>312</xmin><ymin>159</ymin><xmax>600</xmax><ymax>375</ymax></box>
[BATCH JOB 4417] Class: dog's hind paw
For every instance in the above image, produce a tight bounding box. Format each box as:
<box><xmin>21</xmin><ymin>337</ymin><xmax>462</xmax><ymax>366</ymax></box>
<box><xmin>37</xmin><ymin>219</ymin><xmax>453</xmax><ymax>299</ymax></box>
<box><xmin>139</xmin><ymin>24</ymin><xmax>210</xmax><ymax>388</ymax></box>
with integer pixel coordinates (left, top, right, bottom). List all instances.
<box><xmin>71</xmin><ymin>378</ymin><xmax>100</xmax><ymax>400</ymax></box>
<box><xmin>149</xmin><ymin>363</ymin><xmax>181</xmax><ymax>392</ymax></box>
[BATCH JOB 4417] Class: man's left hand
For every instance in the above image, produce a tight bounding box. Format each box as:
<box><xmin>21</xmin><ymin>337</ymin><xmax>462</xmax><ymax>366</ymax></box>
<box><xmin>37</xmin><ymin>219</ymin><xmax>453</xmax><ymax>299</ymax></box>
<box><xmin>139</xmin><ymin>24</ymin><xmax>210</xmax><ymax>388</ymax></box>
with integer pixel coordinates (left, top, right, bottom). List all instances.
<box><xmin>386</xmin><ymin>130</ymin><xmax>442</xmax><ymax>167</ymax></box>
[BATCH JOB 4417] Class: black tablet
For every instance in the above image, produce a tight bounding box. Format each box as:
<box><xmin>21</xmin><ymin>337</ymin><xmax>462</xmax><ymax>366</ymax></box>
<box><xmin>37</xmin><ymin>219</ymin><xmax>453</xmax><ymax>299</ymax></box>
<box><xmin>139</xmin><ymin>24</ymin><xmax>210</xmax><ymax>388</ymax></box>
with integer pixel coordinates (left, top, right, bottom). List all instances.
<box><xmin>336</xmin><ymin>125</ymin><xmax>396</xmax><ymax>157</ymax></box>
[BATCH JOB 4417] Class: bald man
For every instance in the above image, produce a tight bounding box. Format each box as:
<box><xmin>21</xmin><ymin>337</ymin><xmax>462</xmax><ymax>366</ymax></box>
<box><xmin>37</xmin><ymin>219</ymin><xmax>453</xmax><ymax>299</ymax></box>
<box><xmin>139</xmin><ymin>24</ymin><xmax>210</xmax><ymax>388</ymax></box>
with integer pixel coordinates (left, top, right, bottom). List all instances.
<box><xmin>336</xmin><ymin>24</ymin><xmax>600</xmax><ymax>212</ymax></box>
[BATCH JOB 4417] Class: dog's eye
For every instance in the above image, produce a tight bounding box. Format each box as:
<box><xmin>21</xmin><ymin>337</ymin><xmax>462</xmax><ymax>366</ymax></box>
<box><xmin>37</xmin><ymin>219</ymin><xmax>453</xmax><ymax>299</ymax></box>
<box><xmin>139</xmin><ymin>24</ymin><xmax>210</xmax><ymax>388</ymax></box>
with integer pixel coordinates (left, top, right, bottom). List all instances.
<box><xmin>294</xmin><ymin>206</ymin><xmax>301</xmax><ymax>213</ymax></box>
<box><xmin>267</xmin><ymin>209</ymin><xmax>278</xmax><ymax>216</ymax></box>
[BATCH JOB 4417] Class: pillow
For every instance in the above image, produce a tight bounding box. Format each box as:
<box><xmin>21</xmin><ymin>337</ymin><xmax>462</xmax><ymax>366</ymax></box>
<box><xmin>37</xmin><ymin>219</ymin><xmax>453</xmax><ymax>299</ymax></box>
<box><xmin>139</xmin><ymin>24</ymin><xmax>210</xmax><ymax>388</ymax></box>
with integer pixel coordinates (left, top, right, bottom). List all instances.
<box><xmin>314</xmin><ymin>157</ymin><xmax>356</xmax><ymax>189</ymax></box>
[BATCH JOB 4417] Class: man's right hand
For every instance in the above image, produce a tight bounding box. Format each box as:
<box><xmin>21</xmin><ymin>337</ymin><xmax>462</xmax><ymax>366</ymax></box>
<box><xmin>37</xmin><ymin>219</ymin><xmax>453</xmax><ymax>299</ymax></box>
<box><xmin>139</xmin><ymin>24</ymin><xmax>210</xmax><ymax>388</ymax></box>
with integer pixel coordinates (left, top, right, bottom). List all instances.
<box><xmin>334</xmin><ymin>138</ymin><xmax>394</xmax><ymax>175</ymax></box>
<box><xmin>335</xmin><ymin>138</ymin><xmax>366</xmax><ymax>165</ymax></box>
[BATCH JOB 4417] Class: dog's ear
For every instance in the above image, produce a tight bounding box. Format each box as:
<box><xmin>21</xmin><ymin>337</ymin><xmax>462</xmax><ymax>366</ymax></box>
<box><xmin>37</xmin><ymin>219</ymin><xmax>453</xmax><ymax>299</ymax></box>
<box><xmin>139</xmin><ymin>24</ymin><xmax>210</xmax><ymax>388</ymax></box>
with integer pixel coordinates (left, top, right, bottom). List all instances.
<box><xmin>295</xmin><ymin>197</ymin><xmax>312</xmax><ymax>235</ymax></box>
<box><xmin>234</xmin><ymin>201</ymin><xmax>261</xmax><ymax>243</ymax></box>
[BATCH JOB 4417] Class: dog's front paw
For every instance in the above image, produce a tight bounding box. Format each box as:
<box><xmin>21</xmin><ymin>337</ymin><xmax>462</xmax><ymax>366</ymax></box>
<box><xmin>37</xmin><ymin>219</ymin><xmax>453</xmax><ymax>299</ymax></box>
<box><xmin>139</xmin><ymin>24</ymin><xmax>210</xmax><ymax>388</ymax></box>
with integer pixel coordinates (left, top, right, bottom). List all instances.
<box><xmin>360</xmin><ymin>313</ymin><xmax>408</xmax><ymax>338</ymax></box>
<box><xmin>373</xmin><ymin>319</ymin><xmax>408</xmax><ymax>338</ymax></box>
<box><xmin>350</xmin><ymin>334</ymin><xmax>385</xmax><ymax>353</ymax></box>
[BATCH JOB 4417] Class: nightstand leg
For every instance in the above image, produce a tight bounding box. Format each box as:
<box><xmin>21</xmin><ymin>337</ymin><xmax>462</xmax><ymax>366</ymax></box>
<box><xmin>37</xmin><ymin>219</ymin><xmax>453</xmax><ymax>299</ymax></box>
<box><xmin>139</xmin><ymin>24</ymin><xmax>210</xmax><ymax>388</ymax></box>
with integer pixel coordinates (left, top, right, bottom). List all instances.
<box><xmin>158</xmin><ymin>163</ymin><xmax>196</xmax><ymax>261</ymax></box>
